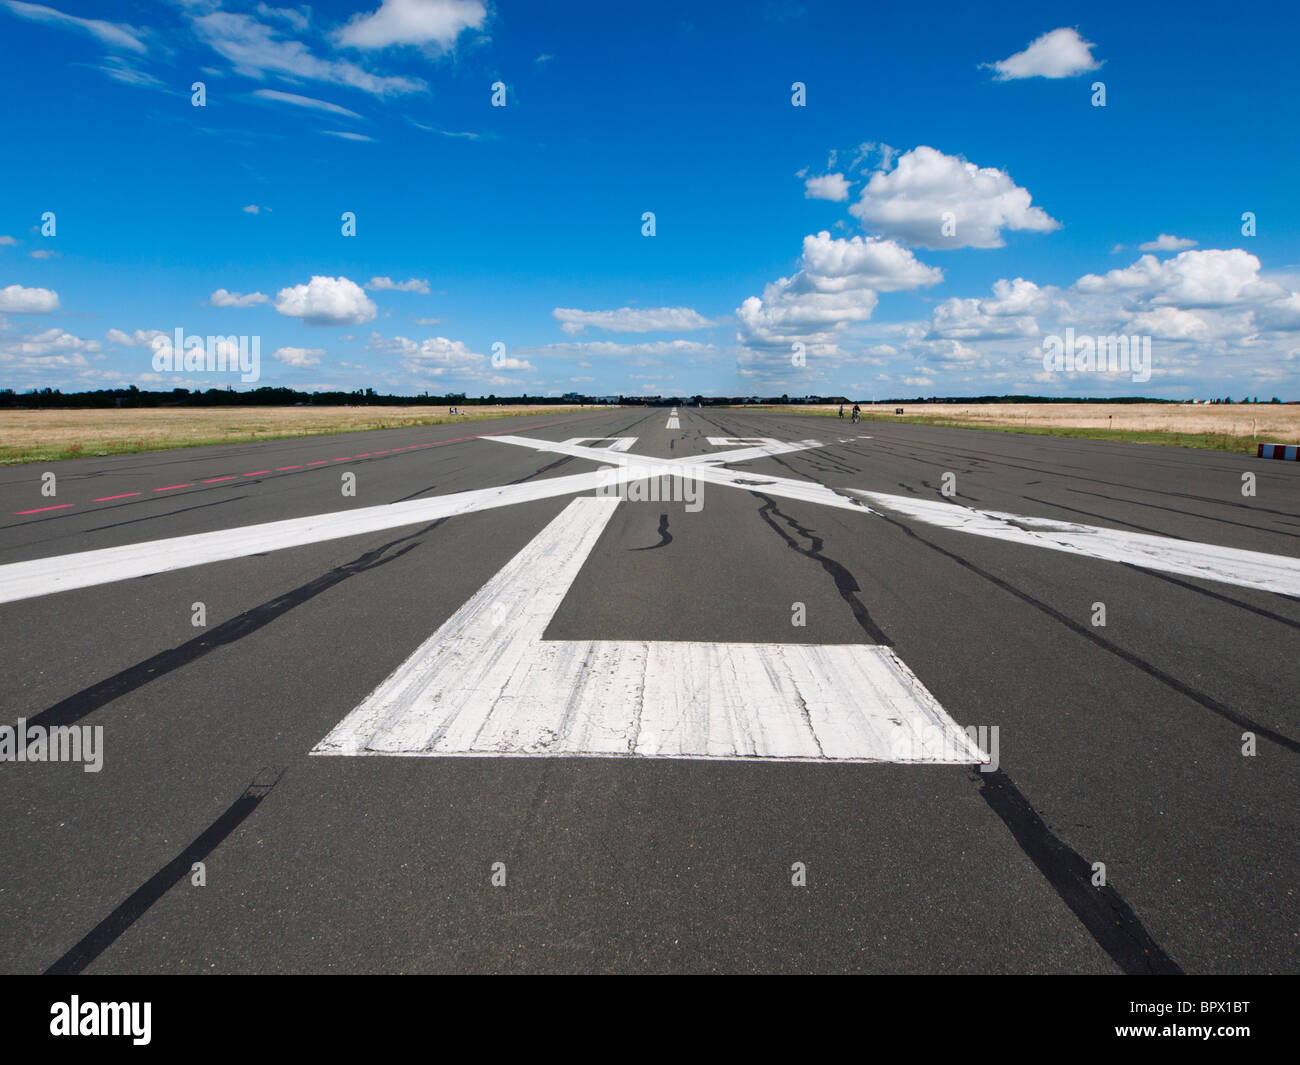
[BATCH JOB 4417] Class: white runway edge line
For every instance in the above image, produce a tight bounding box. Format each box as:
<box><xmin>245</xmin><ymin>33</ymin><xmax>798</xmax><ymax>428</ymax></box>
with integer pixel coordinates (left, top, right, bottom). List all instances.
<box><xmin>853</xmin><ymin>492</ymin><xmax>1300</xmax><ymax>598</ymax></box>
<box><xmin>313</xmin><ymin>497</ymin><xmax>987</xmax><ymax>763</ymax></box>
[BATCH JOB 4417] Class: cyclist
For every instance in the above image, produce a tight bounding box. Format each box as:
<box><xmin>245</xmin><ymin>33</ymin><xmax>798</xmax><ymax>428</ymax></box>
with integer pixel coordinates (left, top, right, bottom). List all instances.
<box><xmin>851</xmin><ymin>403</ymin><xmax>861</xmax><ymax>424</ymax></box>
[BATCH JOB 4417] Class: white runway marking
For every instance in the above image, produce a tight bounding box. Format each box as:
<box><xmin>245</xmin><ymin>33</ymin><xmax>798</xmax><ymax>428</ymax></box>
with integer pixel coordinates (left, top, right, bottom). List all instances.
<box><xmin>313</xmin><ymin>497</ymin><xmax>985</xmax><ymax>763</ymax></box>
<box><xmin>0</xmin><ymin>436</ymin><xmax>855</xmax><ymax>605</ymax></box>
<box><xmin>855</xmin><ymin>492</ymin><xmax>1300</xmax><ymax>597</ymax></box>
<box><xmin>5</xmin><ymin>433</ymin><xmax>1290</xmax><ymax>604</ymax></box>
<box><xmin>0</xmin><ymin>467</ymin><xmax>623</xmax><ymax>606</ymax></box>
<box><xmin>665</xmin><ymin>417</ymin><xmax>680</xmax><ymax>429</ymax></box>
<box><xmin>561</xmin><ymin>437</ymin><xmax>637</xmax><ymax>452</ymax></box>
<box><xmin>487</xmin><ymin>435</ymin><xmax>877</xmax><ymax>513</ymax></box>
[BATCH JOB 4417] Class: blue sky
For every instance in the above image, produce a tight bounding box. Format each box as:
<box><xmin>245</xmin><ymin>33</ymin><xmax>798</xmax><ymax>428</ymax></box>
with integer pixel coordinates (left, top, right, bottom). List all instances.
<box><xmin>1</xmin><ymin>0</ymin><xmax>1297</xmax><ymax>399</ymax></box>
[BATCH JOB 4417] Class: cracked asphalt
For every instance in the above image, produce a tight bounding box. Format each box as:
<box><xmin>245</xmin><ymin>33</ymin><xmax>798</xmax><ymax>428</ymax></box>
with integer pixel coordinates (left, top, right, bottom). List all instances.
<box><xmin>0</xmin><ymin>406</ymin><xmax>1296</xmax><ymax>973</ymax></box>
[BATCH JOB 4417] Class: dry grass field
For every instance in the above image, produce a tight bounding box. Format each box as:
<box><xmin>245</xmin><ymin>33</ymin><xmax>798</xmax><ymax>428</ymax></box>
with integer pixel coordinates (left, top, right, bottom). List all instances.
<box><xmin>768</xmin><ymin>402</ymin><xmax>1300</xmax><ymax>452</ymax></box>
<box><xmin>0</xmin><ymin>405</ymin><xmax>590</xmax><ymax>464</ymax></box>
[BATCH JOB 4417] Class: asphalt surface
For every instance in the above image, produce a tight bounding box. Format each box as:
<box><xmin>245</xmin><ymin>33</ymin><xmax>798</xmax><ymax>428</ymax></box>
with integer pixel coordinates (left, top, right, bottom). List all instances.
<box><xmin>0</xmin><ymin>407</ymin><xmax>1296</xmax><ymax>973</ymax></box>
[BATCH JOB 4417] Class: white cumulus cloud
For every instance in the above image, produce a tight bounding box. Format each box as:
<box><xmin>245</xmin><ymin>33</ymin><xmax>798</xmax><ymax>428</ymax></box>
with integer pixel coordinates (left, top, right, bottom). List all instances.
<box><xmin>804</xmin><ymin>173</ymin><xmax>850</xmax><ymax>202</ymax></box>
<box><xmin>0</xmin><ymin>283</ymin><xmax>59</xmax><ymax>313</ymax></box>
<box><xmin>984</xmin><ymin>27</ymin><xmax>1102</xmax><ymax>81</ymax></box>
<box><xmin>336</xmin><ymin>0</ymin><xmax>487</xmax><ymax>51</ymax></box>
<box><xmin>737</xmin><ymin>232</ymin><xmax>942</xmax><ymax>353</ymax></box>
<box><xmin>1075</xmin><ymin>249</ymin><xmax>1286</xmax><ymax>307</ymax></box>
<box><xmin>274</xmin><ymin>276</ymin><xmax>377</xmax><ymax>325</ymax></box>
<box><xmin>850</xmin><ymin>146</ymin><xmax>1060</xmax><ymax>249</ymax></box>
<box><xmin>1126</xmin><ymin>306</ymin><xmax>1212</xmax><ymax>341</ymax></box>
<box><xmin>1139</xmin><ymin>233</ymin><xmax>1198</xmax><ymax>253</ymax></box>
<box><xmin>107</xmin><ymin>327</ymin><xmax>167</xmax><ymax>347</ymax></box>
<box><xmin>10</xmin><ymin>326</ymin><xmax>99</xmax><ymax>356</ymax></box>
<box><xmin>273</xmin><ymin>346</ymin><xmax>325</xmax><ymax>367</ymax></box>
<box><xmin>369</xmin><ymin>332</ymin><xmax>489</xmax><ymax>377</ymax></box>
<box><xmin>211</xmin><ymin>288</ymin><xmax>270</xmax><ymax>307</ymax></box>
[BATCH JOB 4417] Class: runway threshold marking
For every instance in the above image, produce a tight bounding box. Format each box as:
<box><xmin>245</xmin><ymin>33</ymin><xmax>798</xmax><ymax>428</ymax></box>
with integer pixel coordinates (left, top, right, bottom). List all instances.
<box><xmin>313</xmin><ymin>496</ymin><xmax>985</xmax><ymax>763</ymax></box>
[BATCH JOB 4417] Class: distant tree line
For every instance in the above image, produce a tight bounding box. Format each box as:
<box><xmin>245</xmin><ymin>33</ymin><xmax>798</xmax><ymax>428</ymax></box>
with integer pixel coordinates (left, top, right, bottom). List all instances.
<box><xmin>0</xmin><ymin>387</ymin><xmax>1289</xmax><ymax>410</ymax></box>
<box><xmin>0</xmin><ymin>386</ymin><xmax>563</xmax><ymax>410</ymax></box>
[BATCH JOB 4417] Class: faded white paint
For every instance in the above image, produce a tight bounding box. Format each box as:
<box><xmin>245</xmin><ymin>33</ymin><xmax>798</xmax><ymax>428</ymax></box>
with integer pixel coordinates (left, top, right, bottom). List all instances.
<box><xmin>314</xmin><ymin>497</ymin><xmax>985</xmax><ymax>763</ymax></box>
<box><xmin>0</xmin><ymin>436</ymin><xmax>843</xmax><ymax>605</ymax></box>
<box><xmin>855</xmin><ymin>491</ymin><xmax>1300</xmax><ymax>597</ymax></box>
<box><xmin>3</xmin><ymin>433</ymin><xmax>1292</xmax><ymax>608</ymax></box>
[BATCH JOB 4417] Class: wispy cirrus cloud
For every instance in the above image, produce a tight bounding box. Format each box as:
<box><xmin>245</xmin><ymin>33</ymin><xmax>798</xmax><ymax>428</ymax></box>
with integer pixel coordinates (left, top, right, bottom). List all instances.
<box><xmin>252</xmin><ymin>88</ymin><xmax>363</xmax><ymax>119</ymax></box>
<box><xmin>552</xmin><ymin>306</ymin><xmax>716</xmax><ymax>335</ymax></box>
<box><xmin>365</xmin><ymin>276</ymin><xmax>430</xmax><ymax>293</ymax></box>
<box><xmin>1139</xmin><ymin>234</ymin><xmax>1198</xmax><ymax>253</ymax></box>
<box><xmin>211</xmin><ymin>288</ymin><xmax>270</xmax><ymax>308</ymax></box>
<box><xmin>192</xmin><ymin>10</ymin><xmax>425</xmax><ymax>97</ymax></box>
<box><xmin>1</xmin><ymin>1</ymin><xmax>146</xmax><ymax>54</ymax></box>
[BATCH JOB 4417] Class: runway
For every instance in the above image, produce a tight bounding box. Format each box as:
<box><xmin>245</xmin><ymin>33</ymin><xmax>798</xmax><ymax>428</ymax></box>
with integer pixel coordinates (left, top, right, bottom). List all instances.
<box><xmin>0</xmin><ymin>407</ymin><xmax>1295</xmax><ymax>972</ymax></box>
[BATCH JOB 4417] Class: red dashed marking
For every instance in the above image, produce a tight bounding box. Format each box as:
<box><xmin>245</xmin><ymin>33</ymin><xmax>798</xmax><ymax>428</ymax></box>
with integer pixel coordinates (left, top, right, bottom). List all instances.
<box><xmin>12</xmin><ymin>412</ymin><xmax>607</xmax><ymax>516</ymax></box>
<box><xmin>17</xmin><ymin>504</ymin><xmax>74</xmax><ymax>515</ymax></box>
